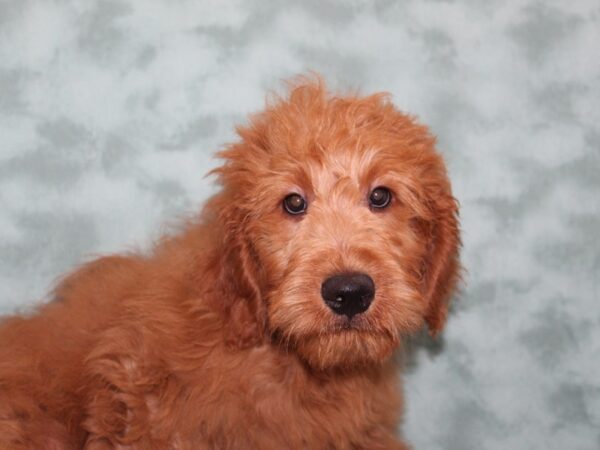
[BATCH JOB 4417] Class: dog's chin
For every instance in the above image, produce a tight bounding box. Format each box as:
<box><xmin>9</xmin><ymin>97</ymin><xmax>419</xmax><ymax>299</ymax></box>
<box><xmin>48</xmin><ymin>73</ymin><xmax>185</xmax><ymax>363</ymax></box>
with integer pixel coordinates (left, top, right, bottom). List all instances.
<box><xmin>294</xmin><ymin>329</ymin><xmax>398</xmax><ymax>371</ymax></box>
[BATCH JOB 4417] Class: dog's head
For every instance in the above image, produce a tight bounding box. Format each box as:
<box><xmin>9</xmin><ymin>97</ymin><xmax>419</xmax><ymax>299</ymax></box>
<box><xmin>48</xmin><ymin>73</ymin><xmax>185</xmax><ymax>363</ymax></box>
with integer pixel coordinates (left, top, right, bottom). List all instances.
<box><xmin>210</xmin><ymin>78</ymin><xmax>460</xmax><ymax>370</ymax></box>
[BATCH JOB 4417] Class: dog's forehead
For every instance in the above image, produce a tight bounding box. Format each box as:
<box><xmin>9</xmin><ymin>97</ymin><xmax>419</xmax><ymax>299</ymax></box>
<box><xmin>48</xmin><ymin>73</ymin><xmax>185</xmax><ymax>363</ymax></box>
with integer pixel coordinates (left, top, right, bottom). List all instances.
<box><xmin>273</xmin><ymin>144</ymin><xmax>401</xmax><ymax>196</ymax></box>
<box><xmin>242</xmin><ymin>95</ymin><xmax>438</xmax><ymax>199</ymax></box>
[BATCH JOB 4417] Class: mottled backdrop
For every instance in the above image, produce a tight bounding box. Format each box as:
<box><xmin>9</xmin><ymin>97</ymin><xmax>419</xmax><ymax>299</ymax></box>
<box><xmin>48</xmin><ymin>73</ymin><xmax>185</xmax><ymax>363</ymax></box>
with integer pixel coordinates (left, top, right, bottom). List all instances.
<box><xmin>0</xmin><ymin>1</ymin><xmax>598</xmax><ymax>449</ymax></box>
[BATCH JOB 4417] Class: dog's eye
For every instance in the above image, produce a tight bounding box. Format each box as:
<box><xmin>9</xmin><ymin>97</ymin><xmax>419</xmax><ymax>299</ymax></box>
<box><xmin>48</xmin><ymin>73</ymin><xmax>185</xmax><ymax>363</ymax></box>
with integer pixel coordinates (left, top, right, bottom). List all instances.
<box><xmin>369</xmin><ymin>187</ymin><xmax>391</xmax><ymax>209</ymax></box>
<box><xmin>283</xmin><ymin>193</ymin><xmax>307</xmax><ymax>215</ymax></box>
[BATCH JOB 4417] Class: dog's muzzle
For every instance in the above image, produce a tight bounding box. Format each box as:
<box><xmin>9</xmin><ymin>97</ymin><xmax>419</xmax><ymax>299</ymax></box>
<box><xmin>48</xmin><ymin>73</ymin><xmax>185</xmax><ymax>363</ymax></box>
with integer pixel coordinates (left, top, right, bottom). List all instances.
<box><xmin>320</xmin><ymin>273</ymin><xmax>375</xmax><ymax>319</ymax></box>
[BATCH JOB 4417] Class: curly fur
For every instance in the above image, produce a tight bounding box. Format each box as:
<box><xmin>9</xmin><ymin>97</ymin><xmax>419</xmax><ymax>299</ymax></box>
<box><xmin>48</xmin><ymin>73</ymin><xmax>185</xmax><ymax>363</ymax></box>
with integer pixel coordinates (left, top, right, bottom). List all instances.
<box><xmin>0</xmin><ymin>77</ymin><xmax>460</xmax><ymax>449</ymax></box>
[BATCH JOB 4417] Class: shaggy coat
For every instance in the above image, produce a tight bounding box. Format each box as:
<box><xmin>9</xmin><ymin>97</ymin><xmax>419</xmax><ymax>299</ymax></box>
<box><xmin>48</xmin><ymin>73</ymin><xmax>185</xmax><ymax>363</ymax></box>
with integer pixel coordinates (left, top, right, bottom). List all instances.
<box><xmin>0</xmin><ymin>79</ymin><xmax>460</xmax><ymax>449</ymax></box>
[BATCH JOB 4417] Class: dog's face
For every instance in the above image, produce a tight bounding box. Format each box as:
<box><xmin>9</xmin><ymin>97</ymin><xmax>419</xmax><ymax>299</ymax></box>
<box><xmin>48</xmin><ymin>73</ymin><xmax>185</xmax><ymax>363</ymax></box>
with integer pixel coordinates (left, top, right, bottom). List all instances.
<box><xmin>213</xmin><ymin>81</ymin><xmax>460</xmax><ymax>370</ymax></box>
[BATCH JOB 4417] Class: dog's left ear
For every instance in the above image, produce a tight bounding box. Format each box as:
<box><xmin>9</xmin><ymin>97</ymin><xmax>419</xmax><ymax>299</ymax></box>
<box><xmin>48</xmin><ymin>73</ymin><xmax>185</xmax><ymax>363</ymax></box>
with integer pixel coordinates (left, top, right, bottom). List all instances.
<box><xmin>421</xmin><ymin>188</ymin><xmax>461</xmax><ymax>336</ymax></box>
<box><xmin>214</xmin><ymin>195</ymin><xmax>267</xmax><ymax>349</ymax></box>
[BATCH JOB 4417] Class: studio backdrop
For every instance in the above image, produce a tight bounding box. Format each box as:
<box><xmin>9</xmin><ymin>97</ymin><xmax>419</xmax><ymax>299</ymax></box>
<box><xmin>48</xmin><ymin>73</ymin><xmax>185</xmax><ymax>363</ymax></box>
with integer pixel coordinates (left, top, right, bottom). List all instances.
<box><xmin>0</xmin><ymin>1</ymin><xmax>598</xmax><ymax>449</ymax></box>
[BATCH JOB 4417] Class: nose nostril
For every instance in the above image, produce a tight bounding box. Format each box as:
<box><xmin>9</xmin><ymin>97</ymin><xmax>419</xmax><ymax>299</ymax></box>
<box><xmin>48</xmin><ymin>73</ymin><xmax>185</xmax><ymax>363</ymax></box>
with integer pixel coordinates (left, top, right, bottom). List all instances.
<box><xmin>321</xmin><ymin>273</ymin><xmax>375</xmax><ymax>319</ymax></box>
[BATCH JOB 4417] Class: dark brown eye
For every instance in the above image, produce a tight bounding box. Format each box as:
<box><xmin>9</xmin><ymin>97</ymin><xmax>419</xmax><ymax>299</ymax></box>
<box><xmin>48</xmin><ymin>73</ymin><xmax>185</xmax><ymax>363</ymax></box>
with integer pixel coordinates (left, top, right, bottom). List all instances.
<box><xmin>283</xmin><ymin>193</ymin><xmax>307</xmax><ymax>215</ymax></box>
<box><xmin>369</xmin><ymin>187</ymin><xmax>391</xmax><ymax>209</ymax></box>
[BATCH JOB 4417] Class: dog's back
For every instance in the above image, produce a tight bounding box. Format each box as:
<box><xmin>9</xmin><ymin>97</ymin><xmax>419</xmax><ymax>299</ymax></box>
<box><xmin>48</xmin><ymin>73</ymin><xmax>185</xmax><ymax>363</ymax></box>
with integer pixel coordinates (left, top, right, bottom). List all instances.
<box><xmin>0</xmin><ymin>256</ymin><xmax>146</xmax><ymax>449</ymax></box>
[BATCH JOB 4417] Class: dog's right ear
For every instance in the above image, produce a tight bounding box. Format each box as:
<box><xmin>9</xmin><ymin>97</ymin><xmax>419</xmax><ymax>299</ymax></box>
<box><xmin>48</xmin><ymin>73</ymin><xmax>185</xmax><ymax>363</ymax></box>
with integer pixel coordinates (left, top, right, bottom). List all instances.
<box><xmin>207</xmin><ymin>117</ymin><xmax>273</xmax><ymax>349</ymax></box>
<box><xmin>209</xmin><ymin>192</ymin><xmax>267</xmax><ymax>350</ymax></box>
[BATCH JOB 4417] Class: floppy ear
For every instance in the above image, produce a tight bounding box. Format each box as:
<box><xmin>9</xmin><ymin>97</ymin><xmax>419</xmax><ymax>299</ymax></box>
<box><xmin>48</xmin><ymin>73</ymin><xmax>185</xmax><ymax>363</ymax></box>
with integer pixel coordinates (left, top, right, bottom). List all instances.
<box><xmin>213</xmin><ymin>194</ymin><xmax>267</xmax><ymax>349</ymax></box>
<box><xmin>421</xmin><ymin>191</ymin><xmax>461</xmax><ymax>336</ymax></box>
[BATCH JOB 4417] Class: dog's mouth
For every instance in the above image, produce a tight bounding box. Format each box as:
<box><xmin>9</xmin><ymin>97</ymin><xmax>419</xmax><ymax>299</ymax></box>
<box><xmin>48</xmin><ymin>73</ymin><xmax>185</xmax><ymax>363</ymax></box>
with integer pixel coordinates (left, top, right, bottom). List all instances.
<box><xmin>292</xmin><ymin>323</ymin><xmax>399</xmax><ymax>370</ymax></box>
<box><xmin>326</xmin><ymin>313</ymin><xmax>373</xmax><ymax>333</ymax></box>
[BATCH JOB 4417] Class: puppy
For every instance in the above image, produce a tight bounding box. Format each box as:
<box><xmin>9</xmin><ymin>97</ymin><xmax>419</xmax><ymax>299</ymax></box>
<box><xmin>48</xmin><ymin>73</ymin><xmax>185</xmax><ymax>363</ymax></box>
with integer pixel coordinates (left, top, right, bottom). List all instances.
<box><xmin>0</xmin><ymin>78</ymin><xmax>460</xmax><ymax>449</ymax></box>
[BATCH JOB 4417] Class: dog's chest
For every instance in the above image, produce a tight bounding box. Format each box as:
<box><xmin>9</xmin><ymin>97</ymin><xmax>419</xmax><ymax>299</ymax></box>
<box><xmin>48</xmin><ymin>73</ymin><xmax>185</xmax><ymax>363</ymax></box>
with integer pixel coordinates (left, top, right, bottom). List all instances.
<box><xmin>177</xmin><ymin>347</ymin><xmax>400</xmax><ymax>449</ymax></box>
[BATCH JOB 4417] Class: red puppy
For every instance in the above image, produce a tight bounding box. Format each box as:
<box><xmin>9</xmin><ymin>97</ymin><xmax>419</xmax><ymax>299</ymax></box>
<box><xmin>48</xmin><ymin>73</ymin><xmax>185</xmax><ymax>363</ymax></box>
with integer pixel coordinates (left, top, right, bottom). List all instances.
<box><xmin>0</xmin><ymin>78</ymin><xmax>460</xmax><ymax>449</ymax></box>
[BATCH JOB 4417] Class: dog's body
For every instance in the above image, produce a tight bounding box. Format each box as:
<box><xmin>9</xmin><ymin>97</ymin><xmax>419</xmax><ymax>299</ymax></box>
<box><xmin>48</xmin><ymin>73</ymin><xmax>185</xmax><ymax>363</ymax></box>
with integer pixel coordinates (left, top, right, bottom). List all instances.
<box><xmin>0</xmin><ymin>79</ymin><xmax>460</xmax><ymax>450</ymax></box>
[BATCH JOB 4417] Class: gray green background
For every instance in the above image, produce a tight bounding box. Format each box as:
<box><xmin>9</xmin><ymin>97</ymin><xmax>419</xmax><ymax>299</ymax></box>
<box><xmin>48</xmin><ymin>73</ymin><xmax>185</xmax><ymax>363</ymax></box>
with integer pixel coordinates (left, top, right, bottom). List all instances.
<box><xmin>0</xmin><ymin>1</ymin><xmax>598</xmax><ymax>448</ymax></box>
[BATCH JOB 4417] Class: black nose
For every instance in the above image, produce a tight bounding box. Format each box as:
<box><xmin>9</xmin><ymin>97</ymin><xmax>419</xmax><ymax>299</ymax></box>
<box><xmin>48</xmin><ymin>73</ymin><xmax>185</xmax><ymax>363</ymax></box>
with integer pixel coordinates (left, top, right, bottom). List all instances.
<box><xmin>321</xmin><ymin>273</ymin><xmax>375</xmax><ymax>319</ymax></box>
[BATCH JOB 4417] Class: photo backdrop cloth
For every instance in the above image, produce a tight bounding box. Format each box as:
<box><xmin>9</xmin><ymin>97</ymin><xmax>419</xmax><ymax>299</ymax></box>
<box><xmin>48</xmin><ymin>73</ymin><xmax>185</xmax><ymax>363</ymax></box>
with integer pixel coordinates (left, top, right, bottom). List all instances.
<box><xmin>0</xmin><ymin>1</ymin><xmax>598</xmax><ymax>449</ymax></box>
